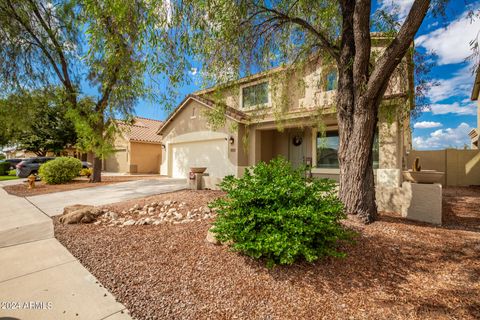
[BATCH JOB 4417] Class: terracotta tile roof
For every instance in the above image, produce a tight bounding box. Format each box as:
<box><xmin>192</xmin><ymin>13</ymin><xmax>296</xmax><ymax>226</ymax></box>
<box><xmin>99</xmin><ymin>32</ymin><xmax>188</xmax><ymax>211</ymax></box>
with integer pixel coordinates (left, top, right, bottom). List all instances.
<box><xmin>118</xmin><ymin>117</ymin><xmax>163</xmax><ymax>143</ymax></box>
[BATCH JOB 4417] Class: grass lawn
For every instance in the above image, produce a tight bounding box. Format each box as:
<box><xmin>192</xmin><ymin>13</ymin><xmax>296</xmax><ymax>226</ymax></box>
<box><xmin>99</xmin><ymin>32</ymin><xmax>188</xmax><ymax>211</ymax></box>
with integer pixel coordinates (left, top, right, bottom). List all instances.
<box><xmin>0</xmin><ymin>175</ymin><xmax>19</xmax><ymax>181</ymax></box>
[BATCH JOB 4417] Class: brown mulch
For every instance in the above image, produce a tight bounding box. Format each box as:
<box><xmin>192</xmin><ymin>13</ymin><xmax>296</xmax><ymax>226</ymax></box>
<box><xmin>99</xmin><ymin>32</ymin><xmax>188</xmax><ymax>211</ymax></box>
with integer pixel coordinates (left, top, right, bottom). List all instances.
<box><xmin>54</xmin><ymin>189</ymin><xmax>480</xmax><ymax>320</ymax></box>
<box><xmin>442</xmin><ymin>186</ymin><xmax>480</xmax><ymax>231</ymax></box>
<box><xmin>3</xmin><ymin>175</ymin><xmax>162</xmax><ymax>197</ymax></box>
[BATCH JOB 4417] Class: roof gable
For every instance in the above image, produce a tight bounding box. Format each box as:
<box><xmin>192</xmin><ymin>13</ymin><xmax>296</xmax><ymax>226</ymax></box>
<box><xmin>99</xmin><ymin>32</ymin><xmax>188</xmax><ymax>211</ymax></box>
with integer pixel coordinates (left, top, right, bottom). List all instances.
<box><xmin>157</xmin><ymin>94</ymin><xmax>248</xmax><ymax>135</ymax></box>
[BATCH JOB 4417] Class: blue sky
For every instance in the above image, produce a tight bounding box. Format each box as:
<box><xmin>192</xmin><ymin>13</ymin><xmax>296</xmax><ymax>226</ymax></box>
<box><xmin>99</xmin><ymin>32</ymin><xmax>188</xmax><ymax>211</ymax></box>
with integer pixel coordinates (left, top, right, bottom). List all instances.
<box><xmin>132</xmin><ymin>0</ymin><xmax>480</xmax><ymax>150</ymax></box>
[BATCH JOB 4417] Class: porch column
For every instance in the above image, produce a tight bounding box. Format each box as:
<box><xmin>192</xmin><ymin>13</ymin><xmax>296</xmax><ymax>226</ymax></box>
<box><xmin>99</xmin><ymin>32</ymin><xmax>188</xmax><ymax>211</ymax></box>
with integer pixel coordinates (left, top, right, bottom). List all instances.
<box><xmin>248</xmin><ymin>127</ymin><xmax>262</xmax><ymax>166</ymax></box>
<box><xmin>378</xmin><ymin>111</ymin><xmax>403</xmax><ymax>187</ymax></box>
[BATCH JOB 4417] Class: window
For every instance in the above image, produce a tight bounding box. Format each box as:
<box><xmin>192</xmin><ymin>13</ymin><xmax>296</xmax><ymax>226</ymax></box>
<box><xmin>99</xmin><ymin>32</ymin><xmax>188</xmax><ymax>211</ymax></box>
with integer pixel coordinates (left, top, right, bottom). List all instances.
<box><xmin>316</xmin><ymin>131</ymin><xmax>379</xmax><ymax>168</ymax></box>
<box><xmin>326</xmin><ymin>71</ymin><xmax>337</xmax><ymax>91</ymax></box>
<box><xmin>242</xmin><ymin>82</ymin><xmax>269</xmax><ymax>108</ymax></box>
<box><xmin>317</xmin><ymin>131</ymin><xmax>340</xmax><ymax>168</ymax></box>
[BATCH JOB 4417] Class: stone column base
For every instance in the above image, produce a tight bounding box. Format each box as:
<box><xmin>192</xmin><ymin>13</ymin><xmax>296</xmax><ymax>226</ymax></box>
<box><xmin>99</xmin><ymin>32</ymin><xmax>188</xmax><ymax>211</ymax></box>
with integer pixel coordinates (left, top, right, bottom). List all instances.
<box><xmin>376</xmin><ymin>181</ymin><xmax>442</xmax><ymax>225</ymax></box>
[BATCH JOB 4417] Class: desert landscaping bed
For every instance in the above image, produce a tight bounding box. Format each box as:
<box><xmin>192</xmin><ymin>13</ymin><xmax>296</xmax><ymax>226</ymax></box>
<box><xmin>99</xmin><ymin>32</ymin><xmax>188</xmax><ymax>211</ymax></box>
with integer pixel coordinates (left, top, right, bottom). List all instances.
<box><xmin>55</xmin><ymin>188</ymin><xmax>480</xmax><ymax>320</ymax></box>
<box><xmin>3</xmin><ymin>175</ymin><xmax>162</xmax><ymax>197</ymax></box>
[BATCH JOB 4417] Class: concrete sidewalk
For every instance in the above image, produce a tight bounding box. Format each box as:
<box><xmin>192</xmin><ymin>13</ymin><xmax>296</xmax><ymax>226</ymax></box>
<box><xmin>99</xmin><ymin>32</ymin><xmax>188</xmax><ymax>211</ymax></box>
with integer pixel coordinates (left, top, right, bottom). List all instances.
<box><xmin>27</xmin><ymin>178</ymin><xmax>187</xmax><ymax>217</ymax></box>
<box><xmin>0</xmin><ymin>188</ymin><xmax>52</xmax><ymax>247</ymax></box>
<box><xmin>0</xmin><ymin>239</ymin><xmax>130</xmax><ymax>320</ymax></box>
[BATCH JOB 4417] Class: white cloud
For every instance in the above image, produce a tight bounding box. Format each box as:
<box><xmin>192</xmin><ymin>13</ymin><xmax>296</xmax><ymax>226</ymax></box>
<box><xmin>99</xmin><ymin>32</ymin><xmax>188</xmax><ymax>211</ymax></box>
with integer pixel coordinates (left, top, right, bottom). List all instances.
<box><xmin>429</xmin><ymin>102</ymin><xmax>477</xmax><ymax>115</ymax></box>
<box><xmin>415</xmin><ymin>10</ymin><xmax>480</xmax><ymax>65</ymax></box>
<box><xmin>189</xmin><ymin>67</ymin><xmax>198</xmax><ymax>76</ymax></box>
<box><xmin>413</xmin><ymin>121</ymin><xmax>443</xmax><ymax>129</ymax></box>
<box><xmin>413</xmin><ymin>122</ymin><xmax>473</xmax><ymax>150</ymax></box>
<box><xmin>378</xmin><ymin>0</ymin><xmax>414</xmax><ymax>20</ymax></box>
<box><xmin>427</xmin><ymin>65</ymin><xmax>475</xmax><ymax>103</ymax></box>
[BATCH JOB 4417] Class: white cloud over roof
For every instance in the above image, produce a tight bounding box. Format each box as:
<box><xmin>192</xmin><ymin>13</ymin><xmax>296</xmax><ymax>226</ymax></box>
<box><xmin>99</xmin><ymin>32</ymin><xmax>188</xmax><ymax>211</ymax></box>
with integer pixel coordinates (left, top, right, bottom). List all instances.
<box><xmin>413</xmin><ymin>121</ymin><xmax>443</xmax><ymax>129</ymax></box>
<box><xmin>416</xmin><ymin>9</ymin><xmax>480</xmax><ymax>65</ymax></box>
<box><xmin>413</xmin><ymin>122</ymin><xmax>473</xmax><ymax>149</ymax></box>
<box><xmin>429</xmin><ymin>102</ymin><xmax>477</xmax><ymax>115</ymax></box>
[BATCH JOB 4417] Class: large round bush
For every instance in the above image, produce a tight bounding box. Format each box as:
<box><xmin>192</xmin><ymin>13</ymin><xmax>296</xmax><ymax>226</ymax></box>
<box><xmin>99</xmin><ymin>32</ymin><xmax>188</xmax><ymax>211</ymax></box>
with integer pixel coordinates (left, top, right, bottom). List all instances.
<box><xmin>210</xmin><ymin>157</ymin><xmax>352</xmax><ymax>267</ymax></box>
<box><xmin>39</xmin><ymin>157</ymin><xmax>82</xmax><ymax>184</ymax></box>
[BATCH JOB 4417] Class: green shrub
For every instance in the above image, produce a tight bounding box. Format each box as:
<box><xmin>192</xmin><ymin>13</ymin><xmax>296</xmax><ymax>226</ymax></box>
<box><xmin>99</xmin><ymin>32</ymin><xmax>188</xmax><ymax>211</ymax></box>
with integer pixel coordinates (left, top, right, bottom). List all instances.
<box><xmin>209</xmin><ymin>157</ymin><xmax>352</xmax><ymax>267</ymax></box>
<box><xmin>0</xmin><ymin>162</ymin><xmax>11</xmax><ymax>175</ymax></box>
<box><xmin>8</xmin><ymin>169</ymin><xmax>16</xmax><ymax>176</ymax></box>
<box><xmin>80</xmin><ymin>168</ymin><xmax>93</xmax><ymax>178</ymax></box>
<box><xmin>39</xmin><ymin>157</ymin><xmax>83</xmax><ymax>184</ymax></box>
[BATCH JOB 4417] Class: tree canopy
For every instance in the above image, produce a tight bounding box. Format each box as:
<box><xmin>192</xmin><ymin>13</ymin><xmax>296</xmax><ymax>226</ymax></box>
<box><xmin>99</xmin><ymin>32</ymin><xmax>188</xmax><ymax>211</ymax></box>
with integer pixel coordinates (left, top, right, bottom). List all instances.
<box><xmin>0</xmin><ymin>0</ymin><xmax>189</xmax><ymax>181</ymax></box>
<box><xmin>0</xmin><ymin>88</ymin><xmax>77</xmax><ymax>155</ymax></box>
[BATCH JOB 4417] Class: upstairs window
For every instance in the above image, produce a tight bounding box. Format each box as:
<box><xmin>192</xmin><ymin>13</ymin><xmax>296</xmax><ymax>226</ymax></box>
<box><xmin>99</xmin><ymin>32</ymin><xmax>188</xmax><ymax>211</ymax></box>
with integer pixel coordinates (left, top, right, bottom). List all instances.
<box><xmin>242</xmin><ymin>82</ymin><xmax>269</xmax><ymax>109</ymax></box>
<box><xmin>326</xmin><ymin>71</ymin><xmax>338</xmax><ymax>91</ymax></box>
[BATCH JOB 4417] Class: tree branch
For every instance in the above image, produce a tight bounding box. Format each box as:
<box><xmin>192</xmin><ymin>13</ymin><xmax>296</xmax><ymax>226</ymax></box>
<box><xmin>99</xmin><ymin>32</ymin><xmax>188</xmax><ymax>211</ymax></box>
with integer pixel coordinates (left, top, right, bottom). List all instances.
<box><xmin>256</xmin><ymin>5</ymin><xmax>340</xmax><ymax>61</ymax></box>
<box><xmin>353</xmin><ymin>0</ymin><xmax>371</xmax><ymax>91</ymax></box>
<box><xmin>27</xmin><ymin>0</ymin><xmax>75</xmax><ymax>96</ymax></box>
<box><xmin>366</xmin><ymin>0</ymin><xmax>431</xmax><ymax>101</ymax></box>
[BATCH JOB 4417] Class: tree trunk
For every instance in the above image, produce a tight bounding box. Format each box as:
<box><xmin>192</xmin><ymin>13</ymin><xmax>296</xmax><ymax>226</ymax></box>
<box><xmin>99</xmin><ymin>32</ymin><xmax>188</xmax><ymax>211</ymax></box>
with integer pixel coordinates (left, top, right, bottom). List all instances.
<box><xmin>92</xmin><ymin>156</ymin><xmax>102</xmax><ymax>182</ymax></box>
<box><xmin>91</xmin><ymin>114</ymin><xmax>104</xmax><ymax>183</ymax></box>
<box><xmin>337</xmin><ymin>102</ymin><xmax>378</xmax><ymax>224</ymax></box>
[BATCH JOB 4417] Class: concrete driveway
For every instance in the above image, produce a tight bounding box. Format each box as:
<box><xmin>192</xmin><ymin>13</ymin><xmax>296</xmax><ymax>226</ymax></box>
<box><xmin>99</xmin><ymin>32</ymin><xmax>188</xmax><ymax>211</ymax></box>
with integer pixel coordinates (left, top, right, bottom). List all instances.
<box><xmin>27</xmin><ymin>178</ymin><xmax>187</xmax><ymax>217</ymax></box>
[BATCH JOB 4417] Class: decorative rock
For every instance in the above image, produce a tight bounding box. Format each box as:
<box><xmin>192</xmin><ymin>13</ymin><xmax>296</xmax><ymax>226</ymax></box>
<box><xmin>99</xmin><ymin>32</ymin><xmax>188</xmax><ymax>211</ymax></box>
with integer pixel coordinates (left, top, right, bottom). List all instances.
<box><xmin>147</xmin><ymin>207</ymin><xmax>156</xmax><ymax>215</ymax></box>
<box><xmin>174</xmin><ymin>212</ymin><xmax>183</xmax><ymax>220</ymax></box>
<box><xmin>206</xmin><ymin>227</ymin><xmax>220</xmax><ymax>245</ymax></box>
<box><xmin>164</xmin><ymin>200</ymin><xmax>172</xmax><ymax>206</ymax></box>
<box><xmin>62</xmin><ymin>204</ymin><xmax>95</xmax><ymax>215</ymax></box>
<box><xmin>59</xmin><ymin>206</ymin><xmax>101</xmax><ymax>224</ymax></box>
<box><xmin>152</xmin><ymin>220</ymin><xmax>162</xmax><ymax>225</ymax></box>
<box><xmin>139</xmin><ymin>210</ymin><xmax>147</xmax><ymax>216</ymax></box>
<box><xmin>132</xmin><ymin>204</ymin><xmax>141</xmax><ymax>210</ymax></box>
<box><xmin>123</xmin><ymin>219</ymin><xmax>136</xmax><ymax>226</ymax></box>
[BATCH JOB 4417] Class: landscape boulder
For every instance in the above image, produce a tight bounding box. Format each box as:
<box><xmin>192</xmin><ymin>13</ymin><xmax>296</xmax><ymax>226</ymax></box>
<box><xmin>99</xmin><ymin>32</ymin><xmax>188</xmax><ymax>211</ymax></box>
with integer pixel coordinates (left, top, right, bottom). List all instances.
<box><xmin>206</xmin><ymin>226</ymin><xmax>220</xmax><ymax>245</ymax></box>
<box><xmin>59</xmin><ymin>204</ymin><xmax>102</xmax><ymax>224</ymax></box>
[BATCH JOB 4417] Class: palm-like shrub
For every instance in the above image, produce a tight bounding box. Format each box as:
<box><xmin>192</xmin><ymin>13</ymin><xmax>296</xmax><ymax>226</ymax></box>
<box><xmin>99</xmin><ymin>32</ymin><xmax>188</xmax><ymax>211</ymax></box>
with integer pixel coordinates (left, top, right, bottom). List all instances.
<box><xmin>39</xmin><ymin>157</ymin><xmax>82</xmax><ymax>184</ymax></box>
<box><xmin>210</xmin><ymin>157</ymin><xmax>352</xmax><ymax>267</ymax></box>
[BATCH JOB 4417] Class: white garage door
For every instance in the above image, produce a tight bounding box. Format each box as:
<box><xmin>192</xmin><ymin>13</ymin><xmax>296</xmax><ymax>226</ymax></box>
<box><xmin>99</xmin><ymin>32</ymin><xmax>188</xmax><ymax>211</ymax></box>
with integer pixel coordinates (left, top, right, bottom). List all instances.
<box><xmin>171</xmin><ymin>139</ymin><xmax>234</xmax><ymax>178</ymax></box>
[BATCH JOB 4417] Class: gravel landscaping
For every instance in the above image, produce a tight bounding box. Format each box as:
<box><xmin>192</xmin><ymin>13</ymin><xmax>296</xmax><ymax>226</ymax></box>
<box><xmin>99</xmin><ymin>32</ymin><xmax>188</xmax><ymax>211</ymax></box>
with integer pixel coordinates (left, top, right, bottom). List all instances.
<box><xmin>3</xmin><ymin>175</ymin><xmax>162</xmax><ymax>197</ymax></box>
<box><xmin>55</xmin><ymin>189</ymin><xmax>480</xmax><ymax>320</ymax></box>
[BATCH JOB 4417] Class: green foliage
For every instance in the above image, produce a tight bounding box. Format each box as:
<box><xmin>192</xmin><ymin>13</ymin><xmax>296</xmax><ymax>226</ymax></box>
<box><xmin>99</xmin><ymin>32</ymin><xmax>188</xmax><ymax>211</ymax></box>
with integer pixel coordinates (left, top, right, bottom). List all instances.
<box><xmin>0</xmin><ymin>162</ymin><xmax>11</xmax><ymax>175</ymax></box>
<box><xmin>39</xmin><ymin>157</ymin><xmax>82</xmax><ymax>184</ymax></box>
<box><xmin>8</xmin><ymin>170</ymin><xmax>16</xmax><ymax>176</ymax></box>
<box><xmin>0</xmin><ymin>88</ymin><xmax>77</xmax><ymax>155</ymax></box>
<box><xmin>209</xmin><ymin>157</ymin><xmax>352</xmax><ymax>267</ymax></box>
<box><xmin>80</xmin><ymin>168</ymin><xmax>93</xmax><ymax>178</ymax></box>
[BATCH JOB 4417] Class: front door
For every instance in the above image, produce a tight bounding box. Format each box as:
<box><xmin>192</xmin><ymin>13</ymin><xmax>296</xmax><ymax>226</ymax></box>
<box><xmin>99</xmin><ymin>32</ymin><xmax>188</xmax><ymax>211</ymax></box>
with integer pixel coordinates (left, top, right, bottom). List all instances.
<box><xmin>289</xmin><ymin>132</ymin><xmax>305</xmax><ymax>169</ymax></box>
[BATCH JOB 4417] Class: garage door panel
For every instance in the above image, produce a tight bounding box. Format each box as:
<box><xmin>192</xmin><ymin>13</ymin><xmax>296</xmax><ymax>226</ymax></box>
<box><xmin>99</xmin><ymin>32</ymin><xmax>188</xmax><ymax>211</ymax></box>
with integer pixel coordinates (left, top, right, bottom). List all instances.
<box><xmin>171</xmin><ymin>140</ymin><xmax>234</xmax><ymax>178</ymax></box>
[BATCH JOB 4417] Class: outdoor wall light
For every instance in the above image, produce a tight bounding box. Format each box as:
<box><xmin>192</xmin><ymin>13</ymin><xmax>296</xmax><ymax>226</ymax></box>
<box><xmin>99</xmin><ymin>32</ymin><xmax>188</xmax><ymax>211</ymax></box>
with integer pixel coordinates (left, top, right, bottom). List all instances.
<box><xmin>161</xmin><ymin>144</ymin><xmax>166</xmax><ymax>149</ymax></box>
<box><xmin>229</xmin><ymin>137</ymin><xmax>235</xmax><ymax>145</ymax></box>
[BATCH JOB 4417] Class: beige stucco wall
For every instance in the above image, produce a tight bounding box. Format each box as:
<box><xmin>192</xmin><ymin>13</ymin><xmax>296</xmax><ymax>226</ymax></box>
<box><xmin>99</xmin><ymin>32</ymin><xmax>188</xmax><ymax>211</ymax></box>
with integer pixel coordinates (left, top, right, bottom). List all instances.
<box><xmin>160</xmin><ymin>99</ymin><xmax>246</xmax><ymax>176</ymax></box>
<box><xmin>407</xmin><ymin>149</ymin><xmax>480</xmax><ymax>186</ymax></box>
<box><xmin>201</xmin><ymin>45</ymin><xmax>410</xmax><ymax>122</ymax></box>
<box><xmin>103</xmin><ymin>133</ymin><xmax>129</xmax><ymax>172</ymax></box>
<box><xmin>129</xmin><ymin>142</ymin><xmax>162</xmax><ymax>174</ymax></box>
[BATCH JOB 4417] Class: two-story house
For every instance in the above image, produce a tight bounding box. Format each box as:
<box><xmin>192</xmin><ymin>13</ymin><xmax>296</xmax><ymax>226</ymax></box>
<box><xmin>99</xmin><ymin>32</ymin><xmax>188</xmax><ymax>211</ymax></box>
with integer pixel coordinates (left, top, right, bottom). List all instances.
<box><xmin>157</xmin><ymin>37</ymin><xmax>414</xmax><ymax>188</ymax></box>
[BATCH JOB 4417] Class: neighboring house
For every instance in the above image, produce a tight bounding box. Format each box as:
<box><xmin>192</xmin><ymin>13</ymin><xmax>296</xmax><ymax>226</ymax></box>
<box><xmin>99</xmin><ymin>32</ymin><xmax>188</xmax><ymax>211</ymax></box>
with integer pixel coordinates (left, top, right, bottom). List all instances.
<box><xmin>470</xmin><ymin>66</ymin><xmax>480</xmax><ymax>149</ymax></box>
<box><xmin>2</xmin><ymin>146</ymin><xmax>78</xmax><ymax>159</ymax></box>
<box><xmin>158</xmin><ymin>37</ymin><xmax>413</xmax><ymax>188</ymax></box>
<box><xmin>103</xmin><ymin>117</ymin><xmax>163</xmax><ymax>174</ymax></box>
